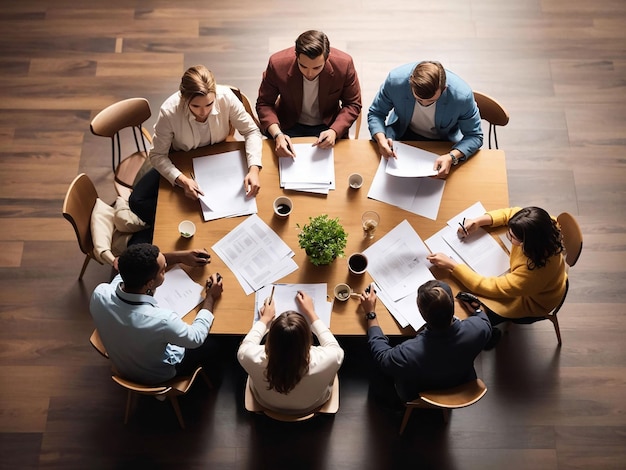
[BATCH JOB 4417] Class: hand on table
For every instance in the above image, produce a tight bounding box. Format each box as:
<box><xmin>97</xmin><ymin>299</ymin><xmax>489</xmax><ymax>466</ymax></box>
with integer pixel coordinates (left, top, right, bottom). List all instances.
<box><xmin>427</xmin><ymin>253</ymin><xmax>458</xmax><ymax>272</ymax></box>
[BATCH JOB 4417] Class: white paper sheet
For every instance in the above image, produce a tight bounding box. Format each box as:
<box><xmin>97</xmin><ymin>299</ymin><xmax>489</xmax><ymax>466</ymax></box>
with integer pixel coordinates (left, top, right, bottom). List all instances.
<box><xmin>367</xmin><ymin>158</ymin><xmax>445</xmax><ymax>220</ymax></box>
<box><xmin>153</xmin><ymin>265</ymin><xmax>204</xmax><ymax>317</ymax></box>
<box><xmin>279</xmin><ymin>144</ymin><xmax>335</xmax><ymax>194</ymax></box>
<box><xmin>254</xmin><ymin>283</ymin><xmax>332</xmax><ymax>328</ymax></box>
<box><xmin>385</xmin><ymin>142</ymin><xmax>439</xmax><ymax>177</ymax></box>
<box><xmin>212</xmin><ymin>214</ymin><xmax>298</xmax><ymax>294</ymax></box>
<box><xmin>192</xmin><ymin>150</ymin><xmax>258</xmax><ymax>221</ymax></box>
<box><xmin>377</xmin><ymin>287</ymin><xmax>426</xmax><ymax>331</ymax></box>
<box><xmin>363</xmin><ymin>219</ymin><xmax>435</xmax><ymax>302</ymax></box>
<box><xmin>425</xmin><ymin>202</ymin><xmax>510</xmax><ymax>277</ymax></box>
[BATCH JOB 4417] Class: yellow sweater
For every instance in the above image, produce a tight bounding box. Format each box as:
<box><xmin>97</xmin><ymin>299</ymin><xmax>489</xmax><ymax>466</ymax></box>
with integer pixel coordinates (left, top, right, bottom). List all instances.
<box><xmin>451</xmin><ymin>207</ymin><xmax>567</xmax><ymax>318</ymax></box>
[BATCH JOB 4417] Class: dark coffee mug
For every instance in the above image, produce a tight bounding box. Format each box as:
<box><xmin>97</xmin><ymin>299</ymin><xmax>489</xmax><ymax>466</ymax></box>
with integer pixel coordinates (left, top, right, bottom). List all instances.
<box><xmin>348</xmin><ymin>253</ymin><xmax>368</xmax><ymax>275</ymax></box>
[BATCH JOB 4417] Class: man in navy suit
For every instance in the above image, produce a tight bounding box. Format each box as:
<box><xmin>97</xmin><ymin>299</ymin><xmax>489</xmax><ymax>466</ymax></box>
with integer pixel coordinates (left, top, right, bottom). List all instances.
<box><xmin>256</xmin><ymin>30</ymin><xmax>362</xmax><ymax>158</ymax></box>
<box><xmin>368</xmin><ymin>61</ymin><xmax>483</xmax><ymax>178</ymax></box>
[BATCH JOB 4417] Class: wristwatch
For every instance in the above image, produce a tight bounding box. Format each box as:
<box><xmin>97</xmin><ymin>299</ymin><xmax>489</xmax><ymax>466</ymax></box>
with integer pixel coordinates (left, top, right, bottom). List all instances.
<box><xmin>365</xmin><ymin>311</ymin><xmax>377</xmax><ymax>320</ymax></box>
<box><xmin>449</xmin><ymin>152</ymin><xmax>459</xmax><ymax>166</ymax></box>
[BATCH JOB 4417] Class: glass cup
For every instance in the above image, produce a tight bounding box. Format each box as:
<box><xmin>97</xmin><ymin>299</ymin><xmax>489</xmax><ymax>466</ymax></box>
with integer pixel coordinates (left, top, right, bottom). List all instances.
<box><xmin>361</xmin><ymin>211</ymin><xmax>380</xmax><ymax>239</ymax></box>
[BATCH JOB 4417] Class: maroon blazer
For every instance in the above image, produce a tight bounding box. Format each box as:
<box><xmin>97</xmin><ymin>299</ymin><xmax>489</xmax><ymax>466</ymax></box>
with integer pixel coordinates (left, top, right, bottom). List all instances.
<box><xmin>256</xmin><ymin>47</ymin><xmax>362</xmax><ymax>138</ymax></box>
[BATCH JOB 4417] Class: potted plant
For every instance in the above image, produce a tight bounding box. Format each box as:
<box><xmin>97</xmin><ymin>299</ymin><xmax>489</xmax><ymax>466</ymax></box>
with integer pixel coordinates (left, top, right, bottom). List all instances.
<box><xmin>297</xmin><ymin>214</ymin><xmax>348</xmax><ymax>266</ymax></box>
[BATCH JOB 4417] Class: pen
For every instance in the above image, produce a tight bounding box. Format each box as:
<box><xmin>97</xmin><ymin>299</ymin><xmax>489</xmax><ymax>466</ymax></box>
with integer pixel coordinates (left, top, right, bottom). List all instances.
<box><xmin>268</xmin><ymin>285</ymin><xmax>276</xmax><ymax>305</ymax></box>
<box><xmin>459</xmin><ymin>218</ymin><xmax>469</xmax><ymax>236</ymax></box>
<box><xmin>190</xmin><ymin>173</ymin><xmax>202</xmax><ymax>195</ymax></box>
<box><xmin>312</xmin><ymin>136</ymin><xmax>328</xmax><ymax>147</ymax></box>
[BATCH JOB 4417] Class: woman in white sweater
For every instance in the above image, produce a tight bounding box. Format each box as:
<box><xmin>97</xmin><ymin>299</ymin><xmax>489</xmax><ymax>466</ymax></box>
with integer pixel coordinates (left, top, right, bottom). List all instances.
<box><xmin>237</xmin><ymin>291</ymin><xmax>344</xmax><ymax>415</ymax></box>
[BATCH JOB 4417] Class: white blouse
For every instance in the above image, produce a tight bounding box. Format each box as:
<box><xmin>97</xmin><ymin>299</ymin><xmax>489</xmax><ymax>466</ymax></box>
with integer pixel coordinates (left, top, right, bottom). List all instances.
<box><xmin>237</xmin><ymin>319</ymin><xmax>344</xmax><ymax>415</ymax></box>
<box><xmin>149</xmin><ymin>85</ymin><xmax>263</xmax><ymax>185</ymax></box>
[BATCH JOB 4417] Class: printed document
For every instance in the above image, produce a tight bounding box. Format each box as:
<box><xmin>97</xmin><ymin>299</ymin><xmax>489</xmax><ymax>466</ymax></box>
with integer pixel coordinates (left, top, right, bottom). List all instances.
<box><xmin>154</xmin><ymin>265</ymin><xmax>204</xmax><ymax>317</ymax></box>
<box><xmin>212</xmin><ymin>214</ymin><xmax>297</xmax><ymax>295</ymax></box>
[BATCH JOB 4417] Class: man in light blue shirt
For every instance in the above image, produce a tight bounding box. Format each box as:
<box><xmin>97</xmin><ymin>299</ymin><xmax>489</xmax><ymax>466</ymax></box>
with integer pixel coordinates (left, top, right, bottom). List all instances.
<box><xmin>90</xmin><ymin>243</ymin><xmax>223</xmax><ymax>384</ymax></box>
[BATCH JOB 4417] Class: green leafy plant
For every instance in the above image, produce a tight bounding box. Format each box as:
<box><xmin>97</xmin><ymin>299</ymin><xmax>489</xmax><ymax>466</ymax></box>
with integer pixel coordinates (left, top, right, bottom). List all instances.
<box><xmin>297</xmin><ymin>214</ymin><xmax>348</xmax><ymax>266</ymax></box>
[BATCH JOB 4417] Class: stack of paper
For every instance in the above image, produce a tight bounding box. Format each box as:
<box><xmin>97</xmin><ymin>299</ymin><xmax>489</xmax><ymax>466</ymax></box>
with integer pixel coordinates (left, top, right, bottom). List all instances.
<box><xmin>154</xmin><ymin>265</ymin><xmax>205</xmax><ymax>317</ymax></box>
<box><xmin>254</xmin><ymin>283</ymin><xmax>333</xmax><ymax>328</ymax></box>
<box><xmin>212</xmin><ymin>214</ymin><xmax>298</xmax><ymax>295</ymax></box>
<box><xmin>362</xmin><ymin>220</ymin><xmax>435</xmax><ymax>331</ymax></box>
<box><xmin>192</xmin><ymin>149</ymin><xmax>258</xmax><ymax>221</ymax></box>
<box><xmin>278</xmin><ymin>144</ymin><xmax>335</xmax><ymax>194</ymax></box>
<box><xmin>425</xmin><ymin>202</ymin><xmax>510</xmax><ymax>277</ymax></box>
<box><xmin>367</xmin><ymin>143</ymin><xmax>445</xmax><ymax>220</ymax></box>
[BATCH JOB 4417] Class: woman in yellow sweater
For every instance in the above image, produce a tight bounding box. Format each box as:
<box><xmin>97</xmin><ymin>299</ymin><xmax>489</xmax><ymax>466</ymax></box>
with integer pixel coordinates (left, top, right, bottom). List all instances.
<box><xmin>427</xmin><ymin>207</ymin><xmax>566</xmax><ymax>328</ymax></box>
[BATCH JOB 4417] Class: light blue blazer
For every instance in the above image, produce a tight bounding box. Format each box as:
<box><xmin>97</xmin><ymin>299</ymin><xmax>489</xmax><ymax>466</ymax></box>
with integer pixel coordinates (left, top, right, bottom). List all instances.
<box><xmin>367</xmin><ymin>63</ymin><xmax>483</xmax><ymax>159</ymax></box>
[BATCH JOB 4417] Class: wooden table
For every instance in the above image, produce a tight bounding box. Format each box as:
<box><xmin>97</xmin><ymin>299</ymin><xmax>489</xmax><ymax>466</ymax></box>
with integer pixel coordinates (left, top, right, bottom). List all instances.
<box><xmin>153</xmin><ymin>138</ymin><xmax>508</xmax><ymax>336</ymax></box>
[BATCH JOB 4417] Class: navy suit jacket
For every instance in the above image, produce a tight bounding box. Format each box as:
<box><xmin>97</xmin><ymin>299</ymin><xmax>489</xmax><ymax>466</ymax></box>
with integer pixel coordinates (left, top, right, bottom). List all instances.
<box><xmin>256</xmin><ymin>47</ymin><xmax>362</xmax><ymax>138</ymax></box>
<box><xmin>367</xmin><ymin>62</ymin><xmax>483</xmax><ymax>158</ymax></box>
<box><xmin>367</xmin><ymin>310</ymin><xmax>491</xmax><ymax>401</ymax></box>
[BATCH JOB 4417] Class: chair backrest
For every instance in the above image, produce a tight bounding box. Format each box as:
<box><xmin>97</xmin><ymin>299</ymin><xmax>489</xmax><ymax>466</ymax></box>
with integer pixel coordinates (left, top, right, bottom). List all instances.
<box><xmin>226</xmin><ymin>85</ymin><xmax>261</xmax><ymax>131</ymax></box>
<box><xmin>473</xmin><ymin>91</ymin><xmax>510</xmax><ymax>149</ymax></box>
<box><xmin>244</xmin><ymin>375</ymin><xmax>339</xmax><ymax>421</ymax></box>
<box><xmin>62</xmin><ymin>173</ymin><xmax>98</xmax><ymax>256</ymax></box>
<box><xmin>557</xmin><ymin>212</ymin><xmax>583</xmax><ymax>267</ymax></box>
<box><xmin>90</xmin><ymin>98</ymin><xmax>152</xmax><ymax>173</ymax></box>
<box><xmin>90</xmin><ymin>98</ymin><xmax>152</xmax><ymax>138</ymax></box>
<box><xmin>89</xmin><ymin>329</ymin><xmax>109</xmax><ymax>358</ymax></box>
<box><xmin>419</xmin><ymin>378</ymin><xmax>487</xmax><ymax>409</ymax></box>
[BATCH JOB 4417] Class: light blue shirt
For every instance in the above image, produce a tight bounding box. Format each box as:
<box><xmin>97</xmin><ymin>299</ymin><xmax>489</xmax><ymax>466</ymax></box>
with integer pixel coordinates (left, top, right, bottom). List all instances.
<box><xmin>90</xmin><ymin>274</ymin><xmax>214</xmax><ymax>384</ymax></box>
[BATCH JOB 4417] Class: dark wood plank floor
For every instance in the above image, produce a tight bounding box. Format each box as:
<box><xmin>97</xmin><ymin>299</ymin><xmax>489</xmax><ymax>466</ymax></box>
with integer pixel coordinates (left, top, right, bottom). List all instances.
<box><xmin>1</xmin><ymin>1</ymin><xmax>625</xmax><ymax>469</ymax></box>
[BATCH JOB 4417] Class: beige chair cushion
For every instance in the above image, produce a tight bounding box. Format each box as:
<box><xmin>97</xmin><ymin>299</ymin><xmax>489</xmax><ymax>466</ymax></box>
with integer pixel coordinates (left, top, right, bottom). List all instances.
<box><xmin>113</xmin><ymin>196</ymin><xmax>147</xmax><ymax>232</ymax></box>
<box><xmin>91</xmin><ymin>198</ymin><xmax>134</xmax><ymax>266</ymax></box>
<box><xmin>90</xmin><ymin>198</ymin><xmax>116</xmax><ymax>265</ymax></box>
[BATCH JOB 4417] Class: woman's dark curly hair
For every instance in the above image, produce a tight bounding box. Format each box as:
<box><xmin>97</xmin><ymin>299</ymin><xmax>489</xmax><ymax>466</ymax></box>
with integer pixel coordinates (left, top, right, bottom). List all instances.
<box><xmin>508</xmin><ymin>207</ymin><xmax>563</xmax><ymax>269</ymax></box>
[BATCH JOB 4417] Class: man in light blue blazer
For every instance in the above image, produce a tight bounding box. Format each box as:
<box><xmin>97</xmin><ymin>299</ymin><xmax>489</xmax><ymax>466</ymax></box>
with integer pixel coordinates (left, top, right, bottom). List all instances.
<box><xmin>368</xmin><ymin>61</ymin><xmax>483</xmax><ymax>178</ymax></box>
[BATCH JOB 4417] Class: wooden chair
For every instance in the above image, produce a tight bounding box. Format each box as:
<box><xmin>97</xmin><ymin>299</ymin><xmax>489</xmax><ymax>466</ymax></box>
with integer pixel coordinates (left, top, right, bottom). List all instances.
<box><xmin>399</xmin><ymin>378</ymin><xmax>487</xmax><ymax>435</ymax></box>
<box><xmin>244</xmin><ymin>375</ymin><xmax>339</xmax><ymax>422</ymax></box>
<box><xmin>89</xmin><ymin>329</ymin><xmax>212</xmax><ymax>429</ymax></box>
<box><xmin>510</xmin><ymin>212</ymin><xmax>583</xmax><ymax>346</ymax></box>
<box><xmin>226</xmin><ymin>85</ymin><xmax>261</xmax><ymax>139</ymax></box>
<box><xmin>62</xmin><ymin>173</ymin><xmax>103</xmax><ymax>279</ymax></box>
<box><xmin>90</xmin><ymin>97</ymin><xmax>152</xmax><ymax>200</ymax></box>
<box><xmin>473</xmin><ymin>91</ymin><xmax>510</xmax><ymax>149</ymax></box>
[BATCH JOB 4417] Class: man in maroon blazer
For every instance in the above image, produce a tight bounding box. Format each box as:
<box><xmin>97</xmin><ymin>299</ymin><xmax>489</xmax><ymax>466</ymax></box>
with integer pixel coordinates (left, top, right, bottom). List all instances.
<box><xmin>256</xmin><ymin>30</ymin><xmax>362</xmax><ymax>157</ymax></box>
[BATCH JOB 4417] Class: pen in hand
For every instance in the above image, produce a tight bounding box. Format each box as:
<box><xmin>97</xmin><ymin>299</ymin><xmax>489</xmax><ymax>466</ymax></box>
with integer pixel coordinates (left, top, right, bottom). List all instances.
<box><xmin>268</xmin><ymin>285</ymin><xmax>276</xmax><ymax>305</ymax></box>
<box><xmin>190</xmin><ymin>172</ymin><xmax>204</xmax><ymax>196</ymax></box>
<box><xmin>458</xmin><ymin>218</ymin><xmax>469</xmax><ymax>237</ymax></box>
<box><xmin>312</xmin><ymin>135</ymin><xmax>328</xmax><ymax>147</ymax></box>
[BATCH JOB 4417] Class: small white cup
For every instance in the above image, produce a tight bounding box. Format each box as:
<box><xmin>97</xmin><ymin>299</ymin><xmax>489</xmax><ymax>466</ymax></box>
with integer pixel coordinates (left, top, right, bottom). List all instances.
<box><xmin>273</xmin><ymin>196</ymin><xmax>293</xmax><ymax>218</ymax></box>
<box><xmin>334</xmin><ymin>283</ymin><xmax>351</xmax><ymax>302</ymax></box>
<box><xmin>348</xmin><ymin>173</ymin><xmax>364</xmax><ymax>189</ymax></box>
<box><xmin>178</xmin><ymin>220</ymin><xmax>196</xmax><ymax>238</ymax></box>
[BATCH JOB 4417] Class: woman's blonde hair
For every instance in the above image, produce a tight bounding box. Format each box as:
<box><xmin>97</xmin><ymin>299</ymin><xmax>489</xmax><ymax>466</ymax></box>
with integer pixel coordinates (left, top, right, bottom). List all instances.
<box><xmin>179</xmin><ymin>65</ymin><xmax>216</xmax><ymax>104</ymax></box>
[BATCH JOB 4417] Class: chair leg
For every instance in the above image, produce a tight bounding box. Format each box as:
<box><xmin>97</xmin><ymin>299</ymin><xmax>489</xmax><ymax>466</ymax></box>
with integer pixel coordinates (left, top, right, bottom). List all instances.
<box><xmin>199</xmin><ymin>369</ymin><xmax>214</xmax><ymax>389</ymax></box>
<box><xmin>78</xmin><ymin>254</ymin><xmax>91</xmax><ymax>280</ymax></box>
<box><xmin>399</xmin><ymin>407</ymin><xmax>413</xmax><ymax>435</ymax></box>
<box><xmin>169</xmin><ymin>396</ymin><xmax>186</xmax><ymax>429</ymax></box>
<box><xmin>124</xmin><ymin>391</ymin><xmax>134</xmax><ymax>425</ymax></box>
<box><xmin>549</xmin><ymin>315</ymin><xmax>562</xmax><ymax>347</ymax></box>
<box><xmin>441</xmin><ymin>409</ymin><xmax>451</xmax><ymax>424</ymax></box>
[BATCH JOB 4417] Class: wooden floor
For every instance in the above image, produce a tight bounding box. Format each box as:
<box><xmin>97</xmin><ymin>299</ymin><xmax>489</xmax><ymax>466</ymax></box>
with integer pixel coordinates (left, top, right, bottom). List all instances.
<box><xmin>1</xmin><ymin>1</ymin><xmax>625</xmax><ymax>469</ymax></box>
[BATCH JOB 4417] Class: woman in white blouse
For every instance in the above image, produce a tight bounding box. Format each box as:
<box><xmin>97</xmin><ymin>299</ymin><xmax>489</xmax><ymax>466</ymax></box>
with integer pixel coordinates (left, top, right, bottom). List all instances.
<box><xmin>237</xmin><ymin>291</ymin><xmax>344</xmax><ymax>415</ymax></box>
<box><xmin>129</xmin><ymin>65</ymin><xmax>262</xmax><ymax>232</ymax></box>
